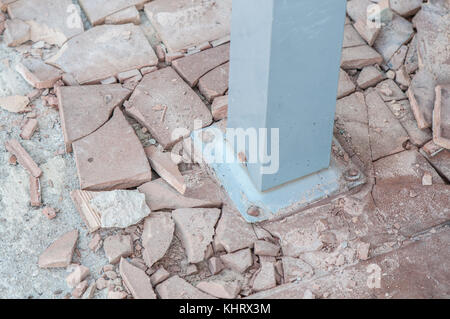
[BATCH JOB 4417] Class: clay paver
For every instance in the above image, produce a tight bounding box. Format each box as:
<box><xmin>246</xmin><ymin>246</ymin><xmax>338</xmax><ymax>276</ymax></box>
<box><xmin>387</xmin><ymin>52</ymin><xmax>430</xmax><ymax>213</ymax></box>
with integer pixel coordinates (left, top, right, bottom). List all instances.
<box><xmin>342</xmin><ymin>24</ymin><xmax>365</xmax><ymax>48</ymax></box>
<box><xmin>373</xmin><ymin>13</ymin><xmax>414</xmax><ymax>62</ymax></box>
<box><xmin>138</xmin><ymin>178</ymin><xmax>222</xmax><ymax>211</ymax></box>
<box><xmin>386</xmin><ymin>99</ymin><xmax>432</xmax><ymax>146</ymax></box>
<box><xmin>156</xmin><ymin>275</ymin><xmax>215</xmax><ymax>299</ymax></box>
<box><xmin>366</xmin><ymin>90</ymin><xmax>408</xmax><ymax>161</ymax></box>
<box><xmin>172</xmin><ymin>43</ymin><xmax>230</xmax><ymax>87</ymax></box>
<box><xmin>103</xmin><ymin>234</ymin><xmax>133</xmax><ymax>264</ymax></box>
<box><xmin>214</xmin><ymin>204</ymin><xmax>257</xmax><ymax>253</ymax></box>
<box><xmin>124</xmin><ymin>67</ymin><xmax>212</xmax><ymax>149</ymax></box>
<box><xmin>357</xmin><ymin>66</ymin><xmax>384</xmax><ymax>89</ymax></box>
<box><xmin>20</xmin><ymin>118</ymin><xmax>38</xmax><ymax>140</ymax></box>
<box><xmin>144</xmin><ymin>0</ymin><xmax>231</xmax><ymax>53</ymax></box>
<box><xmin>337</xmin><ymin>69</ymin><xmax>356</xmax><ymax>99</ymax></box>
<box><xmin>196</xmin><ymin>280</ymin><xmax>240</xmax><ymax>299</ymax></box>
<box><xmin>38</xmin><ymin>230</ymin><xmax>78</xmax><ymax>268</ymax></box>
<box><xmin>211</xmin><ymin>95</ymin><xmax>228</xmax><ymax>121</ymax></box>
<box><xmin>4</xmin><ymin>18</ymin><xmax>29</xmax><ymax>46</ymax></box>
<box><xmin>144</xmin><ymin>145</ymin><xmax>186</xmax><ymax>194</ymax></box>
<box><xmin>15</xmin><ymin>58</ymin><xmax>62</xmax><ymax>89</ymax></box>
<box><xmin>105</xmin><ymin>6</ymin><xmax>140</xmax><ymax>25</ymax></box>
<box><xmin>0</xmin><ymin>95</ymin><xmax>29</xmax><ymax>113</ymax></box>
<box><xmin>433</xmin><ymin>85</ymin><xmax>450</xmax><ymax>149</ymax></box>
<box><xmin>198</xmin><ymin>62</ymin><xmax>229</xmax><ymax>102</ymax></box>
<box><xmin>7</xmin><ymin>0</ymin><xmax>84</xmax><ymax>46</ymax></box>
<box><xmin>5</xmin><ymin>139</ymin><xmax>42</xmax><ymax>177</ymax></box>
<box><xmin>57</xmin><ymin>84</ymin><xmax>131</xmax><ymax>153</ymax></box>
<box><xmin>390</xmin><ymin>0</ymin><xmax>422</xmax><ymax>17</ymax></box>
<box><xmin>353</xmin><ymin>19</ymin><xmax>381</xmax><ymax>46</ymax></box>
<box><xmin>72</xmin><ymin>108</ymin><xmax>152</xmax><ymax>191</ymax></box>
<box><xmin>376</xmin><ymin>79</ymin><xmax>406</xmax><ymax>102</ymax></box>
<box><xmin>341</xmin><ymin>45</ymin><xmax>383</xmax><ymax>69</ymax></box>
<box><xmin>172</xmin><ymin>208</ymin><xmax>220</xmax><ymax>263</ymax></box>
<box><xmin>420</xmin><ymin>149</ymin><xmax>450</xmax><ymax>182</ymax></box>
<box><xmin>47</xmin><ymin>24</ymin><xmax>158</xmax><ymax>84</ymax></box>
<box><xmin>414</xmin><ymin>2</ymin><xmax>450</xmax><ymax>83</ymax></box>
<box><xmin>119</xmin><ymin>258</ymin><xmax>156</xmax><ymax>299</ymax></box>
<box><xmin>141</xmin><ymin>212</ymin><xmax>174</xmax><ymax>267</ymax></box>
<box><xmin>79</xmin><ymin>0</ymin><xmax>148</xmax><ymax>25</ymax></box>
<box><xmin>407</xmin><ymin>69</ymin><xmax>436</xmax><ymax>129</ymax></box>
<box><xmin>29</xmin><ymin>175</ymin><xmax>41</xmax><ymax>207</ymax></box>
<box><xmin>220</xmin><ymin>248</ymin><xmax>253</xmax><ymax>273</ymax></box>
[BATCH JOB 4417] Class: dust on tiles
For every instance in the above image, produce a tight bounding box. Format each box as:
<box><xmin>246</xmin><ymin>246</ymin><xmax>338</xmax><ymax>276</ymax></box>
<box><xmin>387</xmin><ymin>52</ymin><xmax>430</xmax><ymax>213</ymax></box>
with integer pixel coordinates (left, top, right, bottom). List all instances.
<box><xmin>0</xmin><ymin>0</ymin><xmax>449</xmax><ymax>299</ymax></box>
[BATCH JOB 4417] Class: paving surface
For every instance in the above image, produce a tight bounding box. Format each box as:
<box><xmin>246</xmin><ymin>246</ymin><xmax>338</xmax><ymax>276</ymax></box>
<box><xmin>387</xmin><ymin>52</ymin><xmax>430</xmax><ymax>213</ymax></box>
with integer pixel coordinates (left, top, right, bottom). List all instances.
<box><xmin>0</xmin><ymin>0</ymin><xmax>449</xmax><ymax>299</ymax></box>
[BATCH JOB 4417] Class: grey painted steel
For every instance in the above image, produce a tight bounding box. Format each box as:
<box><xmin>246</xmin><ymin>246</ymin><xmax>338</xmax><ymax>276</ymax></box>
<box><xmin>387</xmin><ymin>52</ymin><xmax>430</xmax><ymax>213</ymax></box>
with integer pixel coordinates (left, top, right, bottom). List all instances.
<box><xmin>227</xmin><ymin>0</ymin><xmax>347</xmax><ymax>191</ymax></box>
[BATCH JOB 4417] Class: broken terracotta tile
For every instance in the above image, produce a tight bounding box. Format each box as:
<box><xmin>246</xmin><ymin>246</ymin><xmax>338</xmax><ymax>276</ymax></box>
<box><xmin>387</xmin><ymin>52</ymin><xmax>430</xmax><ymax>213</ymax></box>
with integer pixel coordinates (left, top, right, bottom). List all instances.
<box><xmin>20</xmin><ymin>118</ymin><xmax>38</xmax><ymax>140</ymax></box>
<box><xmin>29</xmin><ymin>175</ymin><xmax>41</xmax><ymax>207</ymax></box>
<box><xmin>422</xmin><ymin>140</ymin><xmax>445</xmax><ymax>157</ymax></box>
<box><xmin>341</xmin><ymin>45</ymin><xmax>383</xmax><ymax>70</ymax></box>
<box><xmin>72</xmin><ymin>280</ymin><xmax>89</xmax><ymax>298</ymax></box>
<box><xmin>150</xmin><ymin>267</ymin><xmax>170</xmax><ymax>286</ymax></box>
<box><xmin>433</xmin><ymin>85</ymin><xmax>450</xmax><ymax>150</ymax></box>
<box><xmin>390</xmin><ymin>0</ymin><xmax>422</xmax><ymax>17</ymax></box>
<box><xmin>420</xmin><ymin>148</ymin><xmax>450</xmax><ymax>182</ymax></box>
<box><xmin>395</xmin><ymin>66</ymin><xmax>411</xmax><ymax>87</ymax></box>
<box><xmin>414</xmin><ymin>1</ymin><xmax>450</xmax><ymax>83</ymax></box>
<box><xmin>0</xmin><ymin>95</ymin><xmax>29</xmax><ymax>113</ymax></box>
<box><xmin>88</xmin><ymin>233</ymin><xmax>102</xmax><ymax>252</ymax></box>
<box><xmin>281</xmin><ymin>257</ymin><xmax>314</xmax><ymax>283</ymax></box>
<box><xmin>71</xmin><ymin>189</ymin><xmax>150</xmax><ymax>232</ymax></box>
<box><xmin>5</xmin><ymin>139</ymin><xmax>41</xmax><ymax>177</ymax></box>
<box><xmin>107</xmin><ymin>290</ymin><xmax>128</xmax><ymax>299</ymax></box>
<box><xmin>405</xmin><ymin>35</ymin><xmax>419</xmax><ymax>74</ymax></box>
<box><xmin>337</xmin><ymin>69</ymin><xmax>356</xmax><ymax>99</ymax></box>
<box><xmin>376</xmin><ymin>79</ymin><xmax>406</xmax><ymax>102</ymax></box>
<box><xmin>366</xmin><ymin>90</ymin><xmax>408</xmax><ymax>161</ymax></box>
<box><xmin>172</xmin><ymin>44</ymin><xmax>230</xmax><ymax>87</ymax></box>
<box><xmin>140</xmin><ymin>66</ymin><xmax>157</xmax><ymax>75</ymax></box>
<box><xmin>57</xmin><ymin>84</ymin><xmax>131</xmax><ymax>153</ymax></box>
<box><xmin>141</xmin><ymin>212</ymin><xmax>174</xmax><ymax>268</ymax></box>
<box><xmin>353</xmin><ymin>19</ymin><xmax>381</xmax><ymax>47</ymax></box>
<box><xmin>214</xmin><ymin>205</ymin><xmax>257</xmax><ymax>253</ymax></box>
<box><xmin>198</xmin><ymin>62</ymin><xmax>229</xmax><ymax>102</ymax></box>
<box><xmin>16</xmin><ymin>58</ymin><xmax>62</xmax><ymax>89</ymax></box>
<box><xmin>138</xmin><ymin>177</ymin><xmax>221</xmax><ymax>211</ymax></box>
<box><xmin>374</xmin><ymin>149</ymin><xmax>444</xmax><ymax>185</ymax></box>
<box><xmin>72</xmin><ymin>108</ymin><xmax>152</xmax><ymax>191</ymax></box>
<box><xmin>357</xmin><ymin>66</ymin><xmax>384</xmax><ymax>89</ymax></box>
<box><xmin>117</xmin><ymin>69</ymin><xmax>141</xmax><ymax>83</ymax></box>
<box><xmin>103</xmin><ymin>234</ymin><xmax>133</xmax><ymax>264</ymax></box>
<box><xmin>119</xmin><ymin>258</ymin><xmax>156</xmax><ymax>299</ymax></box>
<box><xmin>346</xmin><ymin>0</ymin><xmax>373</xmax><ymax>22</ymax></box>
<box><xmin>66</xmin><ymin>265</ymin><xmax>90</xmax><ymax>288</ymax></box>
<box><xmin>156</xmin><ymin>275</ymin><xmax>215</xmax><ymax>299</ymax></box>
<box><xmin>79</xmin><ymin>0</ymin><xmax>147</xmax><ymax>26</ymax></box>
<box><xmin>104</xmin><ymin>6</ymin><xmax>141</xmax><ymax>25</ymax></box>
<box><xmin>144</xmin><ymin>0</ymin><xmax>231</xmax><ymax>54</ymax></box>
<box><xmin>211</xmin><ymin>95</ymin><xmax>228</xmax><ymax>121</ymax></box>
<box><xmin>254</xmin><ymin>241</ymin><xmax>280</xmax><ymax>257</ymax></box>
<box><xmin>343</xmin><ymin>24</ymin><xmax>366</xmax><ymax>48</ymax></box>
<box><xmin>124</xmin><ymin>67</ymin><xmax>212</xmax><ymax>149</ymax></box>
<box><xmin>4</xmin><ymin>18</ymin><xmax>29</xmax><ymax>46</ymax></box>
<box><xmin>388</xmin><ymin>45</ymin><xmax>408</xmax><ymax>70</ymax></box>
<box><xmin>196</xmin><ymin>280</ymin><xmax>241</xmax><ymax>299</ymax></box>
<box><xmin>42</xmin><ymin>206</ymin><xmax>56</xmax><ymax>219</ymax></box>
<box><xmin>7</xmin><ymin>0</ymin><xmax>83</xmax><ymax>46</ymax></box>
<box><xmin>373</xmin><ymin>13</ymin><xmax>414</xmax><ymax>62</ymax></box>
<box><xmin>47</xmin><ymin>24</ymin><xmax>158</xmax><ymax>84</ymax></box>
<box><xmin>407</xmin><ymin>69</ymin><xmax>436</xmax><ymax>129</ymax></box>
<box><xmin>38</xmin><ymin>230</ymin><xmax>78</xmax><ymax>268</ymax></box>
<box><xmin>172</xmin><ymin>208</ymin><xmax>220</xmax><ymax>263</ymax></box>
<box><xmin>81</xmin><ymin>282</ymin><xmax>96</xmax><ymax>299</ymax></box>
<box><xmin>386</xmin><ymin>99</ymin><xmax>432</xmax><ymax>146</ymax></box>
<box><xmin>208</xmin><ymin>257</ymin><xmax>224</xmax><ymax>275</ymax></box>
<box><xmin>144</xmin><ymin>145</ymin><xmax>186</xmax><ymax>194</ymax></box>
<box><xmin>252</xmin><ymin>262</ymin><xmax>276</xmax><ymax>292</ymax></box>
<box><xmin>220</xmin><ymin>248</ymin><xmax>253</xmax><ymax>273</ymax></box>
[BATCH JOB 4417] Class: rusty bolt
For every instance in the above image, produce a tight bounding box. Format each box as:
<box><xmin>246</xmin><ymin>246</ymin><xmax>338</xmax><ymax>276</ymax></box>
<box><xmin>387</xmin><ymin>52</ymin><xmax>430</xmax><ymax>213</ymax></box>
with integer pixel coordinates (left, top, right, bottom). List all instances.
<box><xmin>247</xmin><ymin>206</ymin><xmax>261</xmax><ymax>217</ymax></box>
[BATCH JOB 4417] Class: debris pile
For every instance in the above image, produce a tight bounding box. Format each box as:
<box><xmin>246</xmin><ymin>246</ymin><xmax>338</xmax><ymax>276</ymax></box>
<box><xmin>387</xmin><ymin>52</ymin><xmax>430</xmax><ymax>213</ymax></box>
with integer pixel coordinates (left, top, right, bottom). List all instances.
<box><xmin>0</xmin><ymin>0</ymin><xmax>449</xmax><ymax>299</ymax></box>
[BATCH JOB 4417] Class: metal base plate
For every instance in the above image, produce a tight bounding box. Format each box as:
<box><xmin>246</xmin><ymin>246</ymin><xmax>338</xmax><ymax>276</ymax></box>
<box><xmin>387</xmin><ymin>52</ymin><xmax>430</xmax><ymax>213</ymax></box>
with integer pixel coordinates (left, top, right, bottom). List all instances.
<box><xmin>190</xmin><ymin>125</ymin><xmax>366</xmax><ymax>223</ymax></box>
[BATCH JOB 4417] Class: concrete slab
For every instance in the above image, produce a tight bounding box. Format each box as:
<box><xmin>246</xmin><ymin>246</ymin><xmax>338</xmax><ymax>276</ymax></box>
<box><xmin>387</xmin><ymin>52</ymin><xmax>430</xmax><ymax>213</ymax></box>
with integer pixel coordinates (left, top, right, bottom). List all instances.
<box><xmin>198</xmin><ymin>62</ymin><xmax>229</xmax><ymax>102</ymax></box>
<box><xmin>144</xmin><ymin>0</ymin><xmax>231</xmax><ymax>53</ymax></box>
<box><xmin>7</xmin><ymin>0</ymin><xmax>84</xmax><ymax>46</ymax></box>
<box><xmin>72</xmin><ymin>108</ymin><xmax>152</xmax><ymax>191</ymax></box>
<box><xmin>124</xmin><ymin>67</ymin><xmax>212</xmax><ymax>149</ymax></box>
<box><xmin>57</xmin><ymin>84</ymin><xmax>131</xmax><ymax>153</ymax></box>
<box><xmin>47</xmin><ymin>24</ymin><xmax>158</xmax><ymax>84</ymax></box>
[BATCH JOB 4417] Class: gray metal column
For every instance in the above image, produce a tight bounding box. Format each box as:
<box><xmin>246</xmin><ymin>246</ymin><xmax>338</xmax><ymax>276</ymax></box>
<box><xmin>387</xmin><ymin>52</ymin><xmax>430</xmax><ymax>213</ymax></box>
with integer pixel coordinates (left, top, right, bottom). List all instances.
<box><xmin>227</xmin><ymin>0</ymin><xmax>347</xmax><ymax>191</ymax></box>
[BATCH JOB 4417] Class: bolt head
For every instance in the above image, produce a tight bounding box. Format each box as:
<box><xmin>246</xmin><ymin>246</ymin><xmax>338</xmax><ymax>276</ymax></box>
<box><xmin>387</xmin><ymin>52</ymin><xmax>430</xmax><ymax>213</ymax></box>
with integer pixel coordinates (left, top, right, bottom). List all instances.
<box><xmin>247</xmin><ymin>206</ymin><xmax>260</xmax><ymax>217</ymax></box>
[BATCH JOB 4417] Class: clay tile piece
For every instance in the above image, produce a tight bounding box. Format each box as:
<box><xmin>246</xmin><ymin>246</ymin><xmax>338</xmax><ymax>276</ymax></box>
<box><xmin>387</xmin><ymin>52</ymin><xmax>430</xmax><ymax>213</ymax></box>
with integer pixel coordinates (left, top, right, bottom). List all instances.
<box><xmin>72</xmin><ymin>108</ymin><xmax>152</xmax><ymax>191</ymax></box>
<box><xmin>57</xmin><ymin>84</ymin><xmax>131</xmax><ymax>153</ymax></box>
<box><xmin>119</xmin><ymin>258</ymin><xmax>156</xmax><ymax>299</ymax></box>
<box><xmin>38</xmin><ymin>230</ymin><xmax>78</xmax><ymax>268</ymax></box>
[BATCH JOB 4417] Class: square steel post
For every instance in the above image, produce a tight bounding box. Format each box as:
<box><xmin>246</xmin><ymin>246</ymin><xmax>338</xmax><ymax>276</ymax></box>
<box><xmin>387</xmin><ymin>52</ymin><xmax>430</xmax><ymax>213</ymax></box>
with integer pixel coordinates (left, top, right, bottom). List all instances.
<box><xmin>227</xmin><ymin>0</ymin><xmax>347</xmax><ymax>191</ymax></box>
